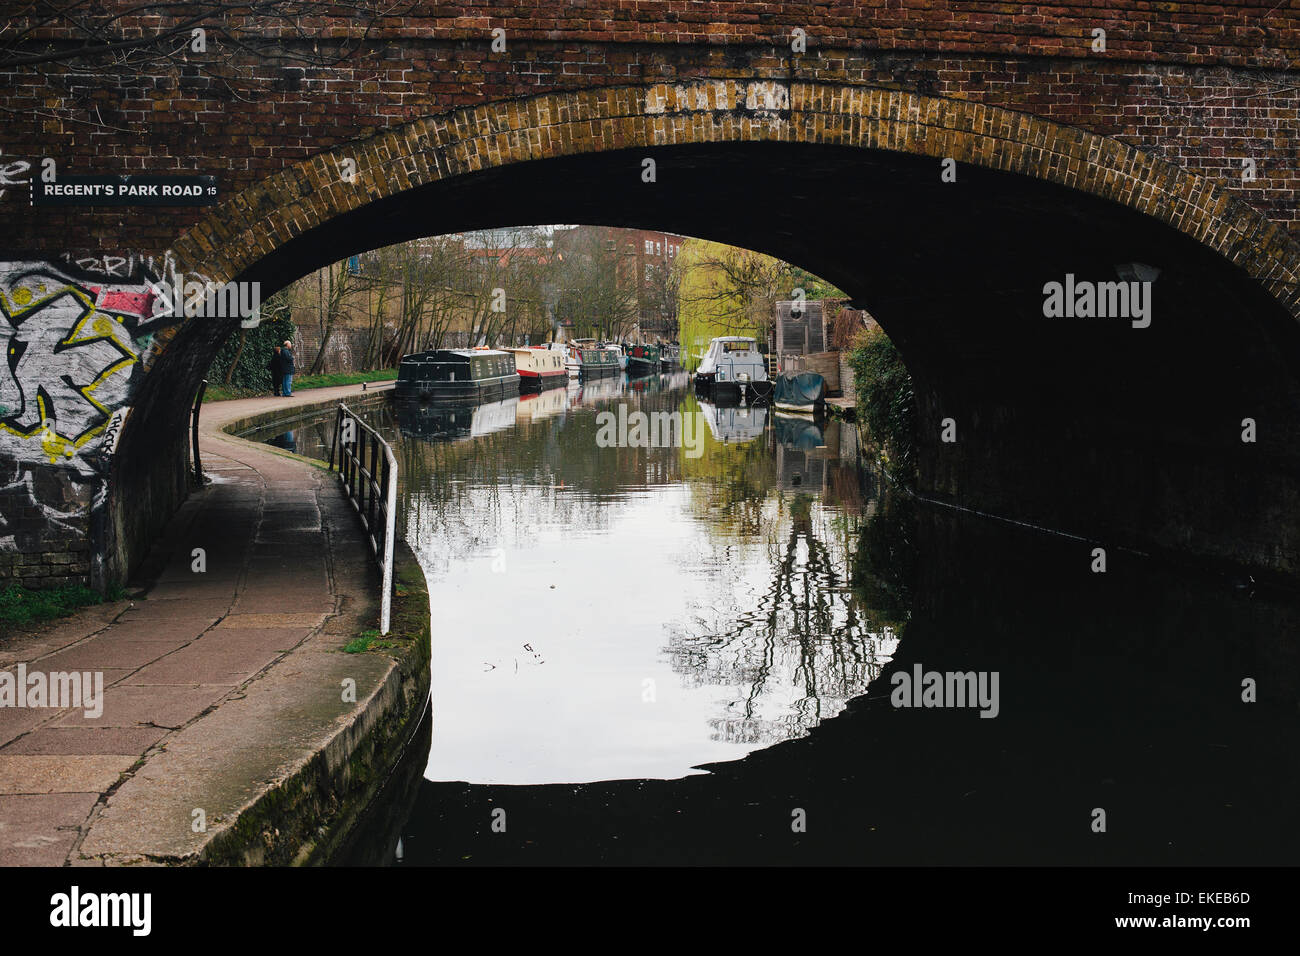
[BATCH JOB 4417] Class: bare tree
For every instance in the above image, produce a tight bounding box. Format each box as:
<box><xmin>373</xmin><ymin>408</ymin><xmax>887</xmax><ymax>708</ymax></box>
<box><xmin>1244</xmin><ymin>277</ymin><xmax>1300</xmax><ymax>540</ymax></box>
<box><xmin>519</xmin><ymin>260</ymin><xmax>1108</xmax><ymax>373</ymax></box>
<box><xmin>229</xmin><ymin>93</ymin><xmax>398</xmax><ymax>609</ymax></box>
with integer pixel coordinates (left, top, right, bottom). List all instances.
<box><xmin>553</xmin><ymin>228</ymin><xmax>639</xmax><ymax>341</ymax></box>
<box><xmin>307</xmin><ymin>258</ymin><xmax>357</xmax><ymax>373</ymax></box>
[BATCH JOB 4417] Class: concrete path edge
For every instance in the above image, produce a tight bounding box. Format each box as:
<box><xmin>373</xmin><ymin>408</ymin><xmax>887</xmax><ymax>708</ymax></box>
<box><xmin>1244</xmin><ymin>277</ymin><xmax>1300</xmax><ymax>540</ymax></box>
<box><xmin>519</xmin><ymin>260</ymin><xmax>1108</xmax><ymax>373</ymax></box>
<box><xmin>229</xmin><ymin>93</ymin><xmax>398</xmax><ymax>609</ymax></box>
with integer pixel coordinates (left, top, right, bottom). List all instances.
<box><xmin>200</xmin><ymin>387</ymin><xmax>430</xmax><ymax>866</ymax></box>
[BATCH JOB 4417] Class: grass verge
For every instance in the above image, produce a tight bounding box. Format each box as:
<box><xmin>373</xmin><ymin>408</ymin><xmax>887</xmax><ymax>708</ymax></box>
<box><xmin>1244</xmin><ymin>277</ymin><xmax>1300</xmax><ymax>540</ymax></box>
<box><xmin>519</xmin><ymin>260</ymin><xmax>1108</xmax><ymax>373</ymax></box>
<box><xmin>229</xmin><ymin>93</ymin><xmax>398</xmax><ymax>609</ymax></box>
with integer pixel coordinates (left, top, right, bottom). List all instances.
<box><xmin>0</xmin><ymin>582</ymin><xmax>126</xmax><ymax>629</ymax></box>
<box><xmin>205</xmin><ymin>369</ymin><xmax>397</xmax><ymax>403</ymax></box>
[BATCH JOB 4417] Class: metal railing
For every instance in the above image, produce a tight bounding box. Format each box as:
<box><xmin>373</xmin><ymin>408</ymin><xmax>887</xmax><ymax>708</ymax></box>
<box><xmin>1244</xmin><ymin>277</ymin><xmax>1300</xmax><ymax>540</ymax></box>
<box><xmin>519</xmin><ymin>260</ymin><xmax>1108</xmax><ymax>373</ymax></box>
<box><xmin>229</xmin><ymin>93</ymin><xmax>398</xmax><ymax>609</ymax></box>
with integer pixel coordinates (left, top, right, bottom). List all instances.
<box><xmin>329</xmin><ymin>403</ymin><xmax>398</xmax><ymax>635</ymax></box>
<box><xmin>191</xmin><ymin>379</ymin><xmax>207</xmax><ymax>484</ymax></box>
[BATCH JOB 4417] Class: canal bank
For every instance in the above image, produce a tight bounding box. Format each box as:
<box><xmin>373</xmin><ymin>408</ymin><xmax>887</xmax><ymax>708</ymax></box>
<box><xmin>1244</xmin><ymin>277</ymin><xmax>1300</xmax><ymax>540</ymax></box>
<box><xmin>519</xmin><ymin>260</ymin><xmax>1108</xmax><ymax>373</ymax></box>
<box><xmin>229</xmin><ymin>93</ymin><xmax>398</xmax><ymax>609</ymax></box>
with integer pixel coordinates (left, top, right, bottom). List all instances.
<box><xmin>0</xmin><ymin>382</ymin><xmax>431</xmax><ymax>865</ymax></box>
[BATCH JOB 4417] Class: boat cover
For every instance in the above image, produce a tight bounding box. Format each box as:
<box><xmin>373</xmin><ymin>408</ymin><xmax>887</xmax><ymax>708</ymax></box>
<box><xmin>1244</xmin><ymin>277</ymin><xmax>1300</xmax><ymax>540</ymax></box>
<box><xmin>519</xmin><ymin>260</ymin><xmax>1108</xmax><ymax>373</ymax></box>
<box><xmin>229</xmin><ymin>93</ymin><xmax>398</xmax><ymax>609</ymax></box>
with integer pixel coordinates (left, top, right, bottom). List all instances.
<box><xmin>773</xmin><ymin>371</ymin><xmax>826</xmax><ymax>406</ymax></box>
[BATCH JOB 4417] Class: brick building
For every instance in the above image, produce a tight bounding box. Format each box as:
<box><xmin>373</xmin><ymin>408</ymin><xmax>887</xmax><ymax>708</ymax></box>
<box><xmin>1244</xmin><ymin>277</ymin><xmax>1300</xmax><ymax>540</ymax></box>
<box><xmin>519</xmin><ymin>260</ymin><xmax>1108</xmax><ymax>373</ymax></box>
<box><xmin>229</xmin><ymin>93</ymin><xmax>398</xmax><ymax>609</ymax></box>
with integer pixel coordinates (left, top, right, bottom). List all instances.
<box><xmin>553</xmin><ymin>225</ymin><xmax>685</xmax><ymax>341</ymax></box>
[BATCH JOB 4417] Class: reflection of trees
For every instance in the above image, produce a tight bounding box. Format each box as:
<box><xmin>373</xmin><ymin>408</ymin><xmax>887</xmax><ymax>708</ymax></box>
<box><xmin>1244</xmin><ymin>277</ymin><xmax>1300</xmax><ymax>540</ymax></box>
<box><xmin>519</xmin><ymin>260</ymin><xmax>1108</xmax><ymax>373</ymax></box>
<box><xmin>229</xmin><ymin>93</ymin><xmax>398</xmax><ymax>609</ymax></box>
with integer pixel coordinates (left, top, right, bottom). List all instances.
<box><xmin>664</xmin><ymin>492</ymin><xmax>904</xmax><ymax>748</ymax></box>
<box><xmin>251</xmin><ymin>383</ymin><xmax>911</xmax><ymax>752</ymax></box>
<box><xmin>381</xmin><ymin>384</ymin><xmax>705</xmax><ymax>581</ymax></box>
<box><xmin>679</xmin><ymin>392</ymin><xmax>774</xmax><ymax>538</ymax></box>
<box><xmin>851</xmin><ymin>486</ymin><xmax>917</xmax><ymax>623</ymax></box>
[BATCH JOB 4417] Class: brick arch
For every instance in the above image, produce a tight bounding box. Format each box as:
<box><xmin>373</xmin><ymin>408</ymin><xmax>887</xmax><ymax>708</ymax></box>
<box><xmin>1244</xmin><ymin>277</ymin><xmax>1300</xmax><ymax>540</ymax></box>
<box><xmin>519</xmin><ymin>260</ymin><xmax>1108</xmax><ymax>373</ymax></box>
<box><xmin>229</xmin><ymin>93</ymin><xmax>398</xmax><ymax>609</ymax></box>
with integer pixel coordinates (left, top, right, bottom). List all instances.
<box><xmin>93</xmin><ymin>78</ymin><xmax>1300</xmax><ymax>593</ymax></box>
<box><xmin>170</xmin><ymin>79</ymin><xmax>1300</xmax><ymax>323</ymax></box>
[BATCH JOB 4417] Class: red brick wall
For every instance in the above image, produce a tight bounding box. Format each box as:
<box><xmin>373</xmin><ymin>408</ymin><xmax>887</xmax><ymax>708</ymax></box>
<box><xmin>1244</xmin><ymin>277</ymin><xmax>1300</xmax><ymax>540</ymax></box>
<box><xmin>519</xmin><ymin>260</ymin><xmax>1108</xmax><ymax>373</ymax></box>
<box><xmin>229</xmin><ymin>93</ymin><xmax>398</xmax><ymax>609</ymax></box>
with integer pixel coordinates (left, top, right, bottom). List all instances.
<box><xmin>2</xmin><ymin>2</ymin><xmax>1296</xmax><ymax>259</ymax></box>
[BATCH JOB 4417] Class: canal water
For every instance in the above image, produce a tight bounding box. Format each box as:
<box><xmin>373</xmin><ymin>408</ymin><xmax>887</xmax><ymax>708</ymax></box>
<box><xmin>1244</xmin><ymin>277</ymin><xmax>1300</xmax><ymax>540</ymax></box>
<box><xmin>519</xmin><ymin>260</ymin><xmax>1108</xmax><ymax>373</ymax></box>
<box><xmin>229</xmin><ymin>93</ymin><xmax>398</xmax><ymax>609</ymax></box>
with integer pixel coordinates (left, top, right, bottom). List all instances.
<box><xmin>241</xmin><ymin>376</ymin><xmax>1300</xmax><ymax>866</ymax></box>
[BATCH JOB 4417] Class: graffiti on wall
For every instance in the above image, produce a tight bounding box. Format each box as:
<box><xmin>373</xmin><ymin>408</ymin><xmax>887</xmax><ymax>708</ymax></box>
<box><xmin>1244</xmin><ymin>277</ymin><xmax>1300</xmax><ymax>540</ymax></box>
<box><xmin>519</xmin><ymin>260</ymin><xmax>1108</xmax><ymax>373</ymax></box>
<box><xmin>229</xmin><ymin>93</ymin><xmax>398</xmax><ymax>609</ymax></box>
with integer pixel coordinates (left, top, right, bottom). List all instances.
<box><xmin>0</xmin><ymin>260</ymin><xmax>180</xmax><ymax>475</ymax></box>
<box><xmin>0</xmin><ymin>154</ymin><xmax>31</xmax><ymax>201</ymax></box>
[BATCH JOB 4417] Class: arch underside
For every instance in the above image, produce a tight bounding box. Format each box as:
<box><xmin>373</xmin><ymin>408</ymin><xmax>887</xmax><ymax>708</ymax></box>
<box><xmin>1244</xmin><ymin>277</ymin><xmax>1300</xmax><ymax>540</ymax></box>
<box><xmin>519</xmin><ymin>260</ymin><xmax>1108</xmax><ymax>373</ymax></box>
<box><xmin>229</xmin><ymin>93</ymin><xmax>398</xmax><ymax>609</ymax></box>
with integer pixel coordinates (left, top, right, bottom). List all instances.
<box><xmin>109</xmin><ymin>84</ymin><xmax>1300</xmax><ymax>586</ymax></box>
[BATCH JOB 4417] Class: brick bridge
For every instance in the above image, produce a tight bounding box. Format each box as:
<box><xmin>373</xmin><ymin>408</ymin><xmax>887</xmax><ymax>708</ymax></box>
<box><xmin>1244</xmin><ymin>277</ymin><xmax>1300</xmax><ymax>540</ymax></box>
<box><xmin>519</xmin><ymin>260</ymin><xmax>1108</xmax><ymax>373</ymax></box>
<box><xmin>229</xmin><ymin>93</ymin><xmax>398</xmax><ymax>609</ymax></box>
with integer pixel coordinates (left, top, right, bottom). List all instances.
<box><xmin>1</xmin><ymin>2</ymin><xmax>1298</xmax><ymax>591</ymax></box>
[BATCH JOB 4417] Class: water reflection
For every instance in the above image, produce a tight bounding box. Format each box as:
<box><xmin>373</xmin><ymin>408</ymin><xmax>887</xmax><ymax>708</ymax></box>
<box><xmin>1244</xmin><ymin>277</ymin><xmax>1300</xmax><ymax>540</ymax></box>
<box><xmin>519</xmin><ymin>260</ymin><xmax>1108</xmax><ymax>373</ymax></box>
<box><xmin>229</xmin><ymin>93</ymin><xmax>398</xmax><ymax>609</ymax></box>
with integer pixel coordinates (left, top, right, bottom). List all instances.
<box><xmin>270</xmin><ymin>379</ymin><xmax>1300</xmax><ymax>865</ymax></box>
<box><xmin>245</xmin><ymin>377</ymin><xmax>889</xmax><ymax>784</ymax></box>
<box><xmin>264</xmin><ymin>428</ymin><xmax>298</xmax><ymax>453</ymax></box>
<box><xmin>697</xmin><ymin>400</ymin><xmax>767</xmax><ymax>444</ymax></box>
<box><xmin>395</xmin><ymin>396</ymin><xmax>519</xmax><ymax>441</ymax></box>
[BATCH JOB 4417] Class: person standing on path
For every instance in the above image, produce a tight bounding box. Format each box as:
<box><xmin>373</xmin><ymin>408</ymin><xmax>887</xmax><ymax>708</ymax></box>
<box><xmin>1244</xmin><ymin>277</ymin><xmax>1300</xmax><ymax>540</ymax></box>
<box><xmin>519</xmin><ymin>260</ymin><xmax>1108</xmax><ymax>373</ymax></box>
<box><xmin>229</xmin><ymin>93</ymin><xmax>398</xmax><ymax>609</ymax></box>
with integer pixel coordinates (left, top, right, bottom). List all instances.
<box><xmin>281</xmin><ymin>340</ymin><xmax>296</xmax><ymax>396</ymax></box>
<box><xmin>268</xmin><ymin>345</ymin><xmax>283</xmax><ymax>396</ymax></box>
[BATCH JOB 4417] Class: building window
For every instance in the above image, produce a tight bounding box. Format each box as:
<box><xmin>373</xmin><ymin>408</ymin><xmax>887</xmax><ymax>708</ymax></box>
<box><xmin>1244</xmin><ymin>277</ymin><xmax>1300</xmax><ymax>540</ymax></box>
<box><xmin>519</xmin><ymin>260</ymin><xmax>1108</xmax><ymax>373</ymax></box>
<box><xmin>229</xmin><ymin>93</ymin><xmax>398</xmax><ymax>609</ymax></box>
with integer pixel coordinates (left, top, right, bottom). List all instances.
<box><xmin>655</xmin><ymin>242</ymin><xmax>661</xmax><ymax>255</ymax></box>
<box><xmin>645</xmin><ymin>240</ymin><xmax>653</xmax><ymax>254</ymax></box>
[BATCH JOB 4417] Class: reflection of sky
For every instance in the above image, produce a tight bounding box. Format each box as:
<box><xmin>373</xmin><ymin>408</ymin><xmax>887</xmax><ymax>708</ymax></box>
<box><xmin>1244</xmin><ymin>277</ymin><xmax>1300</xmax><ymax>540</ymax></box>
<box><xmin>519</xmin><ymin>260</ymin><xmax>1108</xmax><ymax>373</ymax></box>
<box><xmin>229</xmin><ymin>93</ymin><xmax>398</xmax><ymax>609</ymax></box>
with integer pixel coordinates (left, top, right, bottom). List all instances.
<box><xmin>243</xmin><ymin>383</ymin><xmax>895</xmax><ymax>783</ymax></box>
<box><xmin>419</xmin><ymin>479</ymin><xmax>896</xmax><ymax>785</ymax></box>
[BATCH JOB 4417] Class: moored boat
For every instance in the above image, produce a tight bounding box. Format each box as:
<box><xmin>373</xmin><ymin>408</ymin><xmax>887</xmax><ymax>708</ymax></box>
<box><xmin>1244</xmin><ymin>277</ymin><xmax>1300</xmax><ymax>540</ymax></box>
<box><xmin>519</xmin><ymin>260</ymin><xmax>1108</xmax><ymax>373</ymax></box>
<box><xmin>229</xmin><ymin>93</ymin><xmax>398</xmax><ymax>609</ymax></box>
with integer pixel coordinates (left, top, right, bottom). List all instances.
<box><xmin>772</xmin><ymin>371</ymin><xmax>826</xmax><ymax>417</ymax></box>
<box><xmin>625</xmin><ymin>343</ymin><xmax>661</xmax><ymax>376</ymax></box>
<box><xmin>504</xmin><ymin>346</ymin><xmax>567</xmax><ymax>391</ymax></box>
<box><xmin>693</xmin><ymin>336</ymin><xmax>773</xmax><ymax>403</ymax></box>
<box><xmin>579</xmin><ymin>346</ymin><xmax>620</xmax><ymax>377</ymax></box>
<box><xmin>603</xmin><ymin>343</ymin><xmax>628</xmax><ymax>370</ymax></box>
<box><xmin>550</xmin><ymin>341</ymin><xmax>621</xmax><ymax>378</ymax></box>
<box><xmin>396</xmin><ymin>348</ymin><xmax>520</xmax><ymax>403</ymax></box>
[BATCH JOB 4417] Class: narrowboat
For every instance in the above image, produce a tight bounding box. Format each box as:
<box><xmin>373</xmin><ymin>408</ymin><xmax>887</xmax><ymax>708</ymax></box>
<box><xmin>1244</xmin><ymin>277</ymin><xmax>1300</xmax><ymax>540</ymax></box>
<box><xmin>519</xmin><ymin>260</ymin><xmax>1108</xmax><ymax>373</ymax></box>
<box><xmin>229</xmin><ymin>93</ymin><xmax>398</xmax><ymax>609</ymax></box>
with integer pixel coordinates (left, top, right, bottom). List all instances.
<box><xmin>395</xmin><ymin>348</ymin><xmax>520</xmax><ymax>402</ymax></box>
<box><xmin>772</xmin><ymin>371</ymin><xmax>827</xmax><ymax>417</ymax></box>
<box><xmin>693</xmin><ymin>336</ymin><xmax>773</xmax><ymax>402</ymax></box>
<box><xmin>625</xmin><ymin>343</ymin><xmax>661</xmax><ymax>376</ymax></box>
<box><xmin>603</xmin><ymin>343</ymin><xmax>628</xmax><ymax>371</ymax></box>
<box><xmin>659</xmin><ymin>344</ymin><xmax>681</xmax><ymax>371</ymax></box>
<box><xmin>554</xmin><ymin>342</ymin><xmax>620</xmax><ymax>378</ymax></box>
<box><xmin>504</xmin><ymin>346</ymin><xmax>567</xmax><ymax>391</ymax></box>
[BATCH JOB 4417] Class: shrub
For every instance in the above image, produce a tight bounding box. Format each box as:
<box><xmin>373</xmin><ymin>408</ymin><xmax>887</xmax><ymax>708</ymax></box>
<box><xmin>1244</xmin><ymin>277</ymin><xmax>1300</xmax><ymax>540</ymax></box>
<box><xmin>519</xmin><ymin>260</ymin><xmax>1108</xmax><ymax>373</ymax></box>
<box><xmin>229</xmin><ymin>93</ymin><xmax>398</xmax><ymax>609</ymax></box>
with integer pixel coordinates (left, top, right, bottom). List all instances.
<box><xmin>846</xmin><ymin>327</ymin><xmax>916</xmax><ymax>481</ymax></box>
<box><xmin>206</xmin><ymin>292</ymin><xmax>296</xmax><ymax>392</ymax></box>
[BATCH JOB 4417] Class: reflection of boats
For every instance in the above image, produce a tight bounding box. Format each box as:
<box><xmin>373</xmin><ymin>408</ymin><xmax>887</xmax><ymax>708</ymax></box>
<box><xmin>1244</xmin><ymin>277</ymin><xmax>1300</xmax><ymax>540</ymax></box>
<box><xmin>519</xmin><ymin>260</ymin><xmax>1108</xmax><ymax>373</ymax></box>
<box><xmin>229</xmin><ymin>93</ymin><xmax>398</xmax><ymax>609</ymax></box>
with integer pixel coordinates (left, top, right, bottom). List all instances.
<box><xmin>396</xmin><ymin>348</ymin><xmax>520</xmax><ymax>402</ymax></box>
<box><xmin>693</xmin><ymin>336</ymin><xmax>773</xmax><ymax>402</ymax></box>
<box><xmin>773</xmin><ymin>371</ymin><xmax>826</xmax><ymax>417</ymax></box>
<box><xmin>698</xmin><ymin>399</ymin><xmax>768</xmax><ymax>444</ymax></box>
<box><xmin>516</xmin><ymin>383</ymin><xmax>570</xmax><ymax>422</ymax></box>
<box><xmin>395</xmin><ymin>396</ymin><xmax>519</xmax><ymax>440</ymax></box>
<box><xmin>569</xmin><ymin>374</ymin><xmax>625</xmax><ymax>405</ymax></box>
<box><xmin>773</xmin><ymin>413</ymin><xmax>825</xmax><ymax>450</ymax></box>
<box><xmin>625</xmin><ymin>343</ymin><xmax>661</xmax><ymax>376</ymax></box>
<box><xmin>504</xmin><ymin>346</ymin><xmax>567</xmax><ymax>391</ymax></box>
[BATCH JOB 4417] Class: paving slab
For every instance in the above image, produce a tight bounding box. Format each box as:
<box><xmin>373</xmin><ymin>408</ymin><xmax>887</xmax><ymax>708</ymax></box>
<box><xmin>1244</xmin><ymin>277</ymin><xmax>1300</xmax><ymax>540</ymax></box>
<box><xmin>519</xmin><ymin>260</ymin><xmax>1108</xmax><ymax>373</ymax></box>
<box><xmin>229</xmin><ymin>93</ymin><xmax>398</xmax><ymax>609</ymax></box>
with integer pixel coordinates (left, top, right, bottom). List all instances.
<box><xmin>0</xmin><ymin>793</ymin><xmax>101</xmax><ymax>866</ymax></box>
<box><xmin>0</xmin><ymin>727</ymin><xmax>167</xmax><ymax>755</ymax></box>
<box><xmin>89</xmin><ymin>617</ymin><xmax>219</xmax><ymax>643</ymax></box>
<box><xmin>28</xmin><ymin>639</ymin><xmax>190</xmax><ymax>672</ymax></box>
<box><xmin>51</xmin><ymin>684</ymin><xmax>233</xmax><ymax>729</ymax></box>
<box><xmin>0</xmin><ymin>707</ymin><xmax>61</xmax><ymax>749</ymax></box>
<box><xmin>0</xmin><ymin>755</ymin><xmax>138</xmax><ymax>795</ymax></box>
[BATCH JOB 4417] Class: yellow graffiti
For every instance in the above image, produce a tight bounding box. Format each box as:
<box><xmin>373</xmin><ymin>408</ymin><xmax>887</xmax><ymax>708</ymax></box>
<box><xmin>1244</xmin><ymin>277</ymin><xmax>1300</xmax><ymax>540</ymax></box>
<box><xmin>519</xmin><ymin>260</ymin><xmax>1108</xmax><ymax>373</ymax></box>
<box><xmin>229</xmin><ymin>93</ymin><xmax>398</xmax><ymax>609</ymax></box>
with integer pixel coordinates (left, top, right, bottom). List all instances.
<box><xmin>0</xmin><ymin>281</ymin><xmax>140</xmax><ymax>457</ymax></box>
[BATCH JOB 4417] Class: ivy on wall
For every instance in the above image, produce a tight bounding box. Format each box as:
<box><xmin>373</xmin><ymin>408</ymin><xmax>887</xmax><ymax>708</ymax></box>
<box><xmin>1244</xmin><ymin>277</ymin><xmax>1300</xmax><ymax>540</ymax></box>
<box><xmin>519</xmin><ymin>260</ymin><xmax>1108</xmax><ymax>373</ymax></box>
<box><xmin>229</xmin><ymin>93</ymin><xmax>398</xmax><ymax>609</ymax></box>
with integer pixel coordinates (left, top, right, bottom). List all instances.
<box><xmin>845</xmin><ymin>327</ymin><xmax>916</xmax><ymax>482</ymax></box>
<box><xmin>205</xmin><ymin>293</ymin><xmax>295</xmax><ymax>392</ymax></box>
